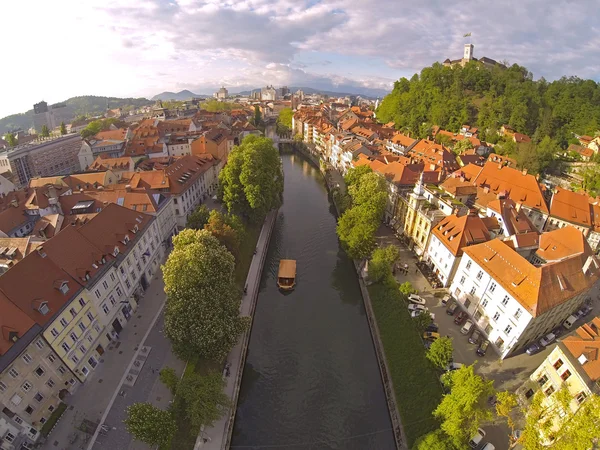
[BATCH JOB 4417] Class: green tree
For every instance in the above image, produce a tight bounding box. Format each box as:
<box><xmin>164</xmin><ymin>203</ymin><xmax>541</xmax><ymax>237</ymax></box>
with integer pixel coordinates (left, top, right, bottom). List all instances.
<box><xmin>186</xmin><ymin>204</ymin><xmax>210</xmax><ymax>230</ymax></box>
<box><xmin>40</xmin><ymin>124</ymin><xmax>50</xmax><ymax>137</ymax></box>
<box><xmin>124</xmin><ymin>403</ymin><xmax>176</xmax><ymax>449</ymax></box>
<box><xmin>219</xmin><ymin>135</ymin><xmax>283</xmax><ymax>222</ymax></box>
<box><xmin>162</xmin><ymin>229</ymin><xmax>249</xmax><ymax>361</ymax></box>
<box><xmin>399</xmin><ymin>281</ymin><xmax>416</xmax><ymax>296</ymax></box>
<box><xmin>368</xmin><ymin>245</ymin><xmax>399</xmax><ymax>284</ymax></box>
<box><xmin>433</xmin><ymin>365</ymin><xmax>495</xmax><ymax>448</ymax></box>
<box><xmin>159</xmin><ymin>367</ymin><xmax>179</xmax><ymax>395</ymax></box>
<box><xmin>277</xmin><ymin>108</ymin><xmax>293</xmax><ymax>134</ymax></box>
<box><xmin>60</xmin><ymin>122</ymin><xmax>67</xmax><ymax>135</ymax></box>
<box><xmin>413</xmin><ymin>430</ymin><xmax>457</xmax><ymax>450</ymax></box>
<box><xmin>426</xmin><ymin>336</ymin><xmax>454</xmax><ymax>369</ymax></box>
<box><xmin>5</xmin><ymin>133</ymin><xmax>17</xmax><ymax>147</ymax></box>
<box><xmin>174</xmin><ymin>371</ymin><xmax>230</xmax><ymax>429</ymax></box>
<box><xmin>204</xmin><ymin>209</ymin><xmax>242</xmax><ymax>258</ymax></box>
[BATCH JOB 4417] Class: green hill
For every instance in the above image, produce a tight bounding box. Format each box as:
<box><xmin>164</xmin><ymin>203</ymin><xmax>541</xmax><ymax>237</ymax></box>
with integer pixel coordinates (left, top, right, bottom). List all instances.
<box><xmin>376</xmin><ymin>61</ymin><xmax>600</xmax><ymax>147</ymax></box>
<box><xmin>0</xmin><ymin>96</ymin><xmax>152</xmax><ymax>134</ymax></box>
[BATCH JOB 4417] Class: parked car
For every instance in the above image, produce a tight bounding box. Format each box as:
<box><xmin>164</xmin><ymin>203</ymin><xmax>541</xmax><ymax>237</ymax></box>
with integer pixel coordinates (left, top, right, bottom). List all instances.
<box><xmin>469</xmin><ymin>428</ymin><xmax>486</xmax><ymax>448</ymax></box>
<box><xmin>447</xmin><ymin>301</ymin><xmax>459</xmax><ymax>315</ymax></box>
<box><xmin>477</xmin><ymin>340</ymin><xmax>490</xmax><ymax>356</ymax></box>
<box><xmin>408</xmin><ymin>294</ymin><xmax>426</xmax><ymax>305</ymax></box>
<box><xmin>441</xmin><ymin>294</ymin><xmax>451</xmax><ymax>305</ymax></box>
<box><xmin>408</xmin><ymin>303</ymin><xmax>427</xmax><ymax>312</ymax></box>
<box><xmin>445</xmin><ymin>362</ymin><xmax>464</xmax><ymax>372</ymax></box>
<box><xmin>423</xmin><ymin>331</ymin><xmax>440</xmax><ymax>341</ymax></box>
<box><xmin>411</xmin><ymin>310</ymin><xmax>435</xmax><ymax>320</ymax></box>
<box><xmin>539</xmin><ymin>332</ymin><xmax>557</xmax><ymax>347</ymax></box>
<box><xmin>469</xmin><ymin>329</ymin><xmax>482</xmax><ymax>345</ymax></box>
<box><xmin>525</xmin><ymin>342</ymin><xmax>542</xmax><ymax>355</ymax></box>
<box><xmin>461</xmin><ymin>320</ymin><xmax>474</xmax><ymax>335</ymax></box>
<box><xmin>454</xmin><ymin>311</ymin><xmax>467</xmax><ymax>325</ymax></box>
<box><xmin>425</xmin><ymin>323</ymin><xmax>439</xmax><ymax>333</ymax></box>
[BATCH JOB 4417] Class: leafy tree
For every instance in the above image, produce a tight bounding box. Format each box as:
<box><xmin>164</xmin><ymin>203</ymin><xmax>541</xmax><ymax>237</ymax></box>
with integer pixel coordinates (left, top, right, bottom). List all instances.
<box><xmin>60</xmin><ymin>122</ymin><xmax>67</xmax><ymax>135</ymax></box>
<box><xmin>186</xmin><ymin>204</ymin><xmax>210</xmax><ymax>230</ymax></box>
<box><xmin>413</xmin><ymin>430</ymin><xmax>457</xmax><ymax>450</ymax></box>
<box><xmin>174</xmin><ymin>371</ymin><xmax>230</xmax><ymax>429</ymax></box>
<box><xmin>5</xmin><ymin>133</ymin><xmax>17</xmax><ymax>147</ymax></box>
<box><xmin>204</xmin><ymin>209</ymin><xmax>242</xmax><ymax>258</ymax></box>
<box><xmin>219</xmin><ymin>135</ymin><xmax>283</xmax><ymax>222</ymax></box>
<box><xmin>162</xmin><ymin>229</ymin><xmax>249</xmax><ymax>360</ymax></box>
<box><xmin>277</xmin><ymin>108</ymin><xmax>293</xmax><ymax>134</ymax></box>
<box><xmin>368</xmin><ymin>245</ymin><xmax>399</xmax><ymax>284</ymax></box>
<box><xmin>433</xmin><ymin>365</ymin><xmax>495</xmax><ymax>448</ymax></box>
<box><xmin>124</xmin><ymin>403</ymin><xmax>176</xmax><ymax>449</ymax></box>
<box><xmin>399</xmin><ymin>281</ymin><xmax>416</xmax><ymax>296</ymax></box>
<box><xmin>40</xmin><ymin>124</ymin><xmax>50</xmax><ymax>137</ymax></box>
<box><xmin>159</xmin><ymin>367</ymin><xmax>179</xmax><ymax>395</ymax></box>
<box><xmin>426</xmin><ymin>336</ymin><xmax>454</xmax><ymax>369</ymax></box>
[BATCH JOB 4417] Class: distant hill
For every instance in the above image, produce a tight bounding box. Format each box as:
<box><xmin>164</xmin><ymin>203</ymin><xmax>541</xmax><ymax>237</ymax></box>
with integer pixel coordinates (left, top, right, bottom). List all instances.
<box><xmin>0</xmin><ymin>96</ymin><xmax>153</xmax><ymax>135</ymax></box>
<box><xmin>151</xmin><ymin>90</ymin><xmax>210</xmax><ymax>101</ymax></box>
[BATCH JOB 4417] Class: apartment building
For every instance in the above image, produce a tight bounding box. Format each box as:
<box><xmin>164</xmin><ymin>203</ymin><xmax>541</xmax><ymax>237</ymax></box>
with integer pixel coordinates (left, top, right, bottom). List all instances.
<box><xmin>449</xmin><ymin>226</ymin><xmax>600</xmax><ymax>358</ymax></box>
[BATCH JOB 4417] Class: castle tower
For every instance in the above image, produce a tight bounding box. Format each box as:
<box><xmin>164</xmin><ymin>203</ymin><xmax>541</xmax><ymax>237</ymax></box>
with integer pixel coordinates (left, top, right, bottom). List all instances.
<box><xmin>464</xmin><ymin>44</ymin><xmax>474</xmax><ymax>61</ymax></box>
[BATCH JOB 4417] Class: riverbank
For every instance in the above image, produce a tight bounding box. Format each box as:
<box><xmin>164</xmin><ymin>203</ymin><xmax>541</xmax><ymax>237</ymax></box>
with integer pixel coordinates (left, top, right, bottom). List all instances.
<box><xmin>195</xmin><ymin>209</ymin><xmax>278</xmax><ymax>450</ymax></box>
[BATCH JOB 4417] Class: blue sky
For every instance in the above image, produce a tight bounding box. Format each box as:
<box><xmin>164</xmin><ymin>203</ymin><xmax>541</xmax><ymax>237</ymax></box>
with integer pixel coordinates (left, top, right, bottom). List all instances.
<box><xmin>1</xmin><ymin>0</ymin><xmax>600</xmax><ymax>118</ymax></box>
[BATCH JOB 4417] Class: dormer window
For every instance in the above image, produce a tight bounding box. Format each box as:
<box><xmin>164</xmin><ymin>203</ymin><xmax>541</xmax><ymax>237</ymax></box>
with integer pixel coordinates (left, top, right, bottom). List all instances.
<box><xmin>113</xmin><ymin>247</ymin><xmax>119</xmax><ymax>257</ymax></box>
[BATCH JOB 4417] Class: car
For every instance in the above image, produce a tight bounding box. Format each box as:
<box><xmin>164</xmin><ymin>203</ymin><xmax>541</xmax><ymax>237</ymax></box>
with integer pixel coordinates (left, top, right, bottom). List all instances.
<box><xmin>423</xmin><ymin>331</ymin><xmax>440</xmax><ymax>341</ymax></box>
<box><xmin>425</xmin><ymin>323</ymin><xmax>439</xmax><ymax>333</ymax></box>
<box><xmin>477</xmin><ymin>340</ymin><xmax>490</xmax><ymax>356</ymax></box>
<box><xmin>526</xmin><ymin>342</ymin><xmax>542</xmax><ymax>355</ymax></box>
<box><xmin>446</xmin><ymin>301</ymin><xmax>459</xmax><ymax>315</ymax></box>
<box><xmin>408</xmin><ymin>303</ymin><xmax>427</xmax><ymax>312</ymax></box>
<box><xmin>445</xmin><ymin>362</ymin><xmax>464</xmax><ymax>372</ymax></box>
<box><xmin>469</xmin><ymin>428</ymin><xmax>486</xmax><ymax>448</ymax></box>
<box><xmin>454</xmin><ymin>311</ymin><xmax>467</xmax><ymax>325</ymax></box>
<box><xmin>408</xmin><ymin>294</ymin><xmax>426</xmax><ymax>305</ymax></box>
<box><xmin>411</xmin><ymin>310</ymin><xmax>435</xmax><ymax>320</ymax></box>
<box><xmin>539</xmin><ymin>332</ymin><xmax>557</xmax><ymax>347</ymax></box>
<box><xmin>441</xmin><ymin>294</ymin><xmax>451</xmax><ymax>305</ymax></box>
<box><xmin>469</xmin><ymin>329</ymin><xmax>482</xmax><ymax>345</ymax></box>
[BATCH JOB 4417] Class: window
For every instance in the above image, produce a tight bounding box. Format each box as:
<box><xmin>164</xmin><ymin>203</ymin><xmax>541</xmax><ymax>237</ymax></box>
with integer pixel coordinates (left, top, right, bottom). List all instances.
<box><xmin>22</xmin><ymin>381</ymin><xmax>32</xmax><ymax>392</ymax></box>
<box><xmin>102</xmin><ymin>304</ymin><xmax>110</xmax><ymax>314</ymax></box>
<box><xmin>576</xmin><ymin>392</ymin><xmax>587</xmax><ymax>404</ymax></box>
<box><xmin>9</xmin><ymin>368</ymin><xmax>19</xmax><ymax>378</ymax></box>
<box><xmin>34</xmin><ymin>366</ymin><xmax>45</xmax><ymax>377</ymax></box>
<box><xmin>62</xmin><ymin>342</ymin><xmax>70</xmax><ymax>352</ymax></box>
<box><xmin>489</xmin><ymin>282</ymin><xmax>496</xmax><ymax>293</ymax></box>
<box><xmin>79</xmin><ymin>297</ymin><xmax>86</xmax><ymax>307</ymax></box>
<box><xmin>69</xmin><ymin>308</ymin><xmax>77</xmax><ymax>318</ymax></box>
<box><xmin>469</xmin><ymin>286</ymin><xmax>476</xmax><ymax>295</ymax></box>
<box><xmin>116</xmin><ymin>287</ymin><xmax>123</xmax><ymax>296</ymax></box>
<box><xmin>544</xmin><ymin>386</ymin><xmax>555</xmax><ymax>396</ymax></box>
<box><xmin>47</xmin><ymin>353</ymin><xmax>56</xmax><ymax>363</ymax></box>
<box><xmin>561</xmin><ymin>369</ymin><xmax>571</xmax><ymax>381</ymax></box>
<box><xmin>0</xmin><ymin>381</ymin><xmax>6</xmax><ymax>392</ymax></box>
<box><xmin>34</xmin><ymin>392</ymin><xmax>44</xmax><ymax>402</ymax></box>
<box><xmin>94</xmin><ymin>289</ymin><xmax>101</xmax><ymax>299</ymax></box>
<box><xmin>504</xmin><ymin>325</ymin><xmax>513</xmax><ymax>335</ymax></box>
<box><xmin>50</xmin><ymin>328</ymin><xmax>59</xmax><ymax>338</ymax></box>
<box><xmin>46</xmin><ymin>378</ymin><xmax>55</xmax><ymax>388</ymax></box>
<box><xmin>460</xmin><ymin>276</ymin><xmax>465</xmax><ymax>285</ymax></box>
<box><xmin>86</xmin><ymin>312</ymin><xmax>94</xmax><ymax>322</ymax></box>
<box><xmin>493</xmin><ymin>312</ymin><xmax>500</xmax><ymax>322</ymax></box>
<box><xmin>554</xmin><ymin>359</ymin><xmax>564</xmax><ymax>370</ymax></box>
<box><xmin>58</xmin><ymin>366</ymin><xmax>66</xmax><ymax>375</ymax></box>
<box><xmin>22</xmin><ymin>353</ymin><xmax>33</xmax><ymax>364</ymax></box>
<box><xmin>102</xmin><ymin>281</ymin><xmax>109</xmax><ymax>290</ymax></box>
<box><xmin>35</xmin><ymin>339</ymin><xmax>45</xmax><ymax>350</ymax></box>
<box><xmin>60</xmin><ymin>318</ymin><xmax>68</xmax><ymax>327</ymax></box>
<box><xmin>25</xmin><ymin>405</ymin><xmax>34</xmax><ymax>415</ymax></box>
<box><xmin>476</xmin><ymin>270</ymin><xmax>483</xmax><ymax>280</ymax></box>
<box><xmin>78</xmin><ymin>322</ymin><xmax>86</xmax><ymax>332</ymax></box>
<box><xmin>466</xmin><ymin>260</ymin><xmax>472</xmax><ymax>270</ymax></box>
<box><xmin>501</xmin><ymin>296</ymin><xmax>509</xmax><ymax>307</ymax></box>
<box><xmin>481</xmin><ymin>299</ymin><xmax>489</xmax><ymax>308</ymax></box>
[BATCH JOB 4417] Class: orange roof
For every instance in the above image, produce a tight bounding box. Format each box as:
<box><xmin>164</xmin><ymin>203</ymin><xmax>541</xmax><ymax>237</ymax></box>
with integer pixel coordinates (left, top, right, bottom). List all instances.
<box><xmin>433</xmin><ymin>213</ymin><xmax>492</xmax><ymax>256</ymax></box>
<box><xmin>562</xmin><ymin>317</ymin><xmax>600</xmax><ymax>382</ymax></box>
<box><xmin>550</xmin><ymin>187</ymin><xmax>592</xmax><ymax>226</ymax></box>
<box><xmin>464</xmin><ymin>228</ymin><xmax>599</xmax><ymax>316</ymax></box>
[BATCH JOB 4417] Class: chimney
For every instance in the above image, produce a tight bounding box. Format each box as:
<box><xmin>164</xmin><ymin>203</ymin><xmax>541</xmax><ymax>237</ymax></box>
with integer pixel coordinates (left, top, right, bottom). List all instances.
<box><xmin>522</xmin><ymin>168</ymin><xmax>528</xmax><ymax>175</ymax></box>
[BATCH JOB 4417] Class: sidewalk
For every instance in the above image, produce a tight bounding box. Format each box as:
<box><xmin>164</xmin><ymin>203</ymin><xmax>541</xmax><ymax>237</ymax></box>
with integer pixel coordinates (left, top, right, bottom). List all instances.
<box><xmin>41</xmin><ymin>270</ymin><xmax>171</xmax><ymax>450</ymax></box>
<box><xmin>194</xmin><ymin>210</ymin><xmax>277</xmax><ymax>450</ymax></box>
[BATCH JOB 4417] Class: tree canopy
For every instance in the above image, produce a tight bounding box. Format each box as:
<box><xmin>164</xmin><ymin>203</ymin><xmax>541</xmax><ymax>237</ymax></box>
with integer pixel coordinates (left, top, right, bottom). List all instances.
<box><xmin>219</xmin><ymin>135</ymin><xmax>283</xmax><ymax>222</ymax></box>
<box><xmin>124</xmin><ymin>402</ymin><xmax>176</xmax><ymax>449</ymax></box>
<box><xmin>377</xmin><ymin>61</ymin><xmax>600</xmax><ymax>147</ymax></box>
<box><xmin>162</xmin><ymin>229</ymin><xmax>249</xmax><ymax>360</ymax></box>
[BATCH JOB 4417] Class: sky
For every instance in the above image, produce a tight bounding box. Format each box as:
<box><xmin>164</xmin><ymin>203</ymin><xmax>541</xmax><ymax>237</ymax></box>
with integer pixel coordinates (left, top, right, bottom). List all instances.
<box><xmin>1</xmin><ymin>0</ymin><xmax>600</xmax><ymax>118</ymax></box>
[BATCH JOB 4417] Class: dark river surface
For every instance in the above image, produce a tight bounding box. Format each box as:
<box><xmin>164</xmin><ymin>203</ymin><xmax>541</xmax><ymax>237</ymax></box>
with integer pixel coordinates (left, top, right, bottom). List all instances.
<box><xmin>231</xmin><ymin>153</ymin><xmax>395</xmax><ymax>450</ymax></box>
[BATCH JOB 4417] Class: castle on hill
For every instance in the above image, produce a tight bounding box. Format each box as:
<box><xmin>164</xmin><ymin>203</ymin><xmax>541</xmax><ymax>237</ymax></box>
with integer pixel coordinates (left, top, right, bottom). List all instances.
<box><xmin>443</xmin><ymin>44</ymin><xmax>505</xmax><ymax>69</ymax></box>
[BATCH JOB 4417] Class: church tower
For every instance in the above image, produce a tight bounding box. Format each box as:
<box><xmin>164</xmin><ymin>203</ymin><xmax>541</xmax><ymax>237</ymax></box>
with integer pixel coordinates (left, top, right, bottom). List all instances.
<box><xmin>463</xmin><ymin>44</ymin><xmax>474</xmax><ymax>61</ymax></box>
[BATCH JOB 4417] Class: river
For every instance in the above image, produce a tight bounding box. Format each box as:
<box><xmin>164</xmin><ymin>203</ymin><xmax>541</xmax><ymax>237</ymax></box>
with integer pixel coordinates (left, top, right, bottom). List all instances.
<box><xmin>230</xmin><ymin>153</ymin><xmax>395</xmax><ymax>450</ymax></box>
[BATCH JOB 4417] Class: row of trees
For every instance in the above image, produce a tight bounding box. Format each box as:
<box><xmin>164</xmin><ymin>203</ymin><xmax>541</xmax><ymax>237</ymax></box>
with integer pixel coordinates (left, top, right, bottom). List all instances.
<box><xmin>336</xmin><ymin>165</ymin><xmax>388</xmax><ymax>260</ymax></box>
<box><xmin>377</xmin><ymin>61</ymin><xmax>600</xmax><ymax>148</ymax></box>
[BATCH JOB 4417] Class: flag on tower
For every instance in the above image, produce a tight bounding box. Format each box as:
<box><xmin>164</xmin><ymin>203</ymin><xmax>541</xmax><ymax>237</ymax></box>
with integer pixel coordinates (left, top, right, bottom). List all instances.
<box><xmin>464</xmin><ymin>32</ymin><xmax>472</xmax><ymax>37</ymax></box>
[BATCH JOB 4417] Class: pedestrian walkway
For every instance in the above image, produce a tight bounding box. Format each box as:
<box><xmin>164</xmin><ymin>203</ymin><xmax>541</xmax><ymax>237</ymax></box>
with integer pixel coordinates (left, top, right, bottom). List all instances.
<box><xmin>194</xmin><ymin>210</ymin><xmax>277</xmax><ymax>450</ymax></box>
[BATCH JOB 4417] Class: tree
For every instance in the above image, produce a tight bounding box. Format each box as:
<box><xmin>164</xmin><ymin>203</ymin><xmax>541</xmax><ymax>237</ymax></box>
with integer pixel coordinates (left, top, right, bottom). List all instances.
<box><xmin>426</xmin><ymin>336</ymin><xmax>454</xmax><ymax>369</ymax></box>
<box><xmin>175</xmin><ymin>371</ymin><xmax>230</xmax><ymax>429</ymax></box>
<box><xmin>124</xmin><ymin>403</ymin><xmax>176</xmax><ymax>449</ymax></box>
<box><xmin>399</xmin><ymin>281</ymin><xmax>416</xmax><ymax>296</ymax></box>
<box><xmin>5</xmin><ymin>133</ymin><xmax>17</xmax><ymax>147</ymax></box>
<box><xmin>433</xmin><ymin>365</ymin><xmax>495</xmax><ymax>448</ymax></box>
<box><xmin>219</xmin><ymin>135</ymin><xmax>283</xmax><ymax>222</ymax></box>
<box><xmin>186</xmin><ymin>204</ymin><xmax>210</xmax><ymax>230</ymax></box>
<box><xmin>159</xmin><ymin>367</ymin><xmax>179</xmax><ymax>395</ymax></box>
<box><xmin>40</xmin><ymin>125</ymin><xmax>50</xmax><ymax>138</ymax></box>
<box><xmin>162</xmin><ymin>229</ymin><xmax>249</xmax><ymax>360</ymax></box>
<box><xmin>204</xmin><ymin>209</ymin><xmax>242</xmax><ymax>258</ymax></box>
<box><xmin>414</xmin><ymin>430</ymin><xmax>458</xmax><ymax>450</ymax></box>
<box><xmin>344</xmin><ymin>164</ymin><xmax>372</xmax><ymax>188</ymax></box>
<box><xmin>368</xmin><ymin>245</ymin><xmax>399</xmax><ymax>284</ymax></box>
<box><xmin>60</xmin><ymin>122</ymin><xmax>67</xmax><ymax>135</ymax></box>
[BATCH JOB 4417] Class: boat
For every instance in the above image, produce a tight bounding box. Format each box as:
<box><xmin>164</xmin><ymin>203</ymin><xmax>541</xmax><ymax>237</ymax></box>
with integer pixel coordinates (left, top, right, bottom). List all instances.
<box><xmin>277</xmin><ymin>259</ymin><xmax>296</xmax><ymax>290</ymax></box>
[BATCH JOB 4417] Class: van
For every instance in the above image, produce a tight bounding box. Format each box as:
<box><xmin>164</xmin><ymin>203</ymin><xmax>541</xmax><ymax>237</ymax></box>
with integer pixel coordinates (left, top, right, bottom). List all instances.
<box><xmin>563</xmin><ymin>315</ymin><xmax>577</xmax><ymax>329</ymax></box>
<box><xmin>461</xmin><ymin>320</ymin><xmax>474</xmax><ymax>335</ymax></box>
